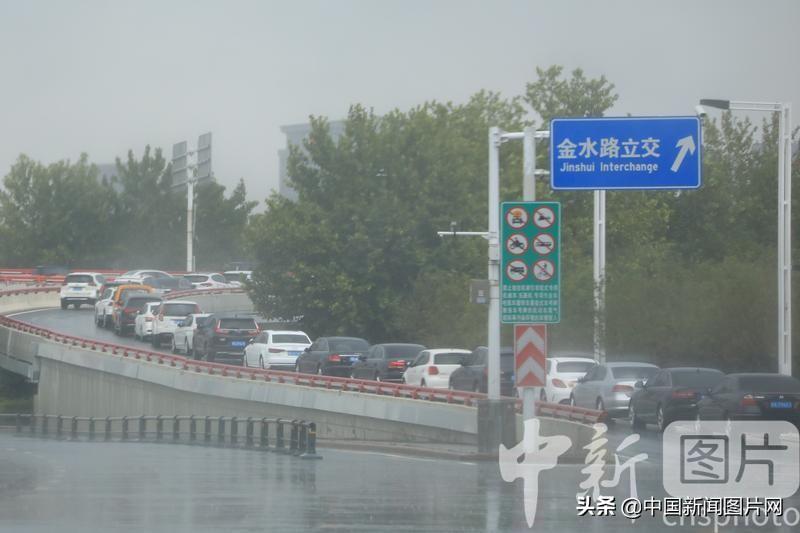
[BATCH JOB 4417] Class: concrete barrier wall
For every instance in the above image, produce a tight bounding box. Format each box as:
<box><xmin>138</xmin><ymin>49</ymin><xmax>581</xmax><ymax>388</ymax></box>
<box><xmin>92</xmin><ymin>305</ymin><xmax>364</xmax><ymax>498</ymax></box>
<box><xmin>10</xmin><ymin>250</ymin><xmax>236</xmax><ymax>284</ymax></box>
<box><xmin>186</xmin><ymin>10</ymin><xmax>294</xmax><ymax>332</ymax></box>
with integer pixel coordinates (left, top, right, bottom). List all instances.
<box><xmin>32</xmin><ymin>339</ymin><xmax>476</xmax><ymax>443</ymax></box>
<box><xmin>0</xmin><ymin>290</ymin><xmax>59</xmax><ymax>315</ymax></box>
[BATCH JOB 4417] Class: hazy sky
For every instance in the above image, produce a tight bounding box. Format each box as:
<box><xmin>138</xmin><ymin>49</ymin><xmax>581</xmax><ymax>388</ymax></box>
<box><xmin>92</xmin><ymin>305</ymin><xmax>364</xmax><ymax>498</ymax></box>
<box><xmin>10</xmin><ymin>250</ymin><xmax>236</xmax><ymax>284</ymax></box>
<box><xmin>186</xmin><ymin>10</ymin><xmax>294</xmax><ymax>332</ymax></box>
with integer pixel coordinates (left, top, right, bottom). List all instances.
<box><xmin>1</xmin><ymin>0</ymin><xmax>798</xmax><ymax>204</ymax></box>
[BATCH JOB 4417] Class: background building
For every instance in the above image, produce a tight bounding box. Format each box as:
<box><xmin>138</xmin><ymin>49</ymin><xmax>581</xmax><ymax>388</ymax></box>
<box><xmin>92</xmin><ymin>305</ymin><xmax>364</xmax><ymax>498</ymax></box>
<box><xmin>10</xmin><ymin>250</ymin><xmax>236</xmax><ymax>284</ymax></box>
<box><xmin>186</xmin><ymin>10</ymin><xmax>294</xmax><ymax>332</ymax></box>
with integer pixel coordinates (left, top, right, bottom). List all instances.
<box><xmin>278</xmin><ymin>120</ymin><xmax>346</xmax><ymax>200</ymax></box>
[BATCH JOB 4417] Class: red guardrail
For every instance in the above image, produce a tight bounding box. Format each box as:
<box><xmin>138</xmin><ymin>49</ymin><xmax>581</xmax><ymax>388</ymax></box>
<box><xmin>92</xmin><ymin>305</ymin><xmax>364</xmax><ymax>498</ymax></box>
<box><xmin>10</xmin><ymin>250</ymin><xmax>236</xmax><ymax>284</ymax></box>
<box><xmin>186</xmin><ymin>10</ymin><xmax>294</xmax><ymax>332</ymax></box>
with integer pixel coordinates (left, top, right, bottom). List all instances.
<box><xmin>0</xmin><ymin>285</ymin><xmax>605</xmax><ymax>423</ymax></box>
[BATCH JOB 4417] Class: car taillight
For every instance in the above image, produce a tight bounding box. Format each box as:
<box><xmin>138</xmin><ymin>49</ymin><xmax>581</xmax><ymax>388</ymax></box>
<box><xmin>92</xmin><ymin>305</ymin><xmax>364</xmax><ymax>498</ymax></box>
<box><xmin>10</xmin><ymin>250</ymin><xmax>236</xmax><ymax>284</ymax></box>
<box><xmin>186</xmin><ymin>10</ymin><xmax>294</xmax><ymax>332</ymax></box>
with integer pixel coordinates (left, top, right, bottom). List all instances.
<box><xmin>672</xmin><ymin>390</ymin><xmax>696</xmax><ymax>399</ymax></box>
<box><xmin>123</xmin><ymin>307</ymin><xmax>136</xmax><ymax>314</ymax></box>
<box><xmin>428</xmin><ymin>366</ymin><xmax>439</xmax><ymax>375</ymax></box>
<box><xmin>389</xmin><ymin>360</ymin><xmax>406</xmax><ymax>369</ymax></box>
<box><xmin>328</xmin><ymin>354</ymin><xmax>341</xmax><ymax>362</ymax></box>
<box><xmin>553</xmin><ymin>378</ymin><xmax>568</xmax><ymax>388</ymax></box>
<box><xmin>268</xmin><ymin>348</ymin><xmax>283</xmax><ymax>353</ymax></box>
<box><xmin>741</xmin><ymin>394</ymin><xmax>758</xmax><ymax>407</ymax></box>
<box><xmin>612</xmin><ymin>384</ymin><xmax>634</xmax><ymax>394</ymax></box>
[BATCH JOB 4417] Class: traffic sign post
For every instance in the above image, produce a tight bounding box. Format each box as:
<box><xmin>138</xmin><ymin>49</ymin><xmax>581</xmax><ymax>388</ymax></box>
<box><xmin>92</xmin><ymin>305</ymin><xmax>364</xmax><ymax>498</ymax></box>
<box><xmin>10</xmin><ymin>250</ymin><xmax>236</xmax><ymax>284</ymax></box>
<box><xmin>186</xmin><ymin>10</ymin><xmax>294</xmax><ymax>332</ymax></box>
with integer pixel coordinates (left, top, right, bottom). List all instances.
<box><xmin>514</xmin><ymin>324</ymin><xmax>547</xmax><ymax>388</ymax></box>
<box><xmin>500</xmin><ymin>202</ymin><xmax>561</xmax><ymax>324</ymax></box>
<box><xmin>550</xmin><ymin>116</ymin><xmax>702</xmax><ymax>190</ymax></box>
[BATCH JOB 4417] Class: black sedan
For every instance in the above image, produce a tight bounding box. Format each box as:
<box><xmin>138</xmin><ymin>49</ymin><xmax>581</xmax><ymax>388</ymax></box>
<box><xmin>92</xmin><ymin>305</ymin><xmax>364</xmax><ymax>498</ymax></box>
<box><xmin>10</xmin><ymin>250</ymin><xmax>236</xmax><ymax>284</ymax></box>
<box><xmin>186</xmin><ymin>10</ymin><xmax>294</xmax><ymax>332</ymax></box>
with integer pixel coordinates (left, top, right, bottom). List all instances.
<box><xmin>350</xmin><ymin>343</ymin><xmax>425</xmax><ymax>382</ymax></box>
<box><xmin>697</xmin><ymin>373</ymin><xmax>800</xmax><ymax>424</ymax></box>
<box><xmin>448</xmin><ymin>346</ymin><xmax>516</xmax><ymax>397</ymax></box>
<box><xmin>296</xmin><ymin>336</ymin><xmax>370</xmax><ymax>377</ymax></box>
<box><xmin>629</xmin><ymin>367</ymin><xmax>725</xmax><ymax>431</ymax></box>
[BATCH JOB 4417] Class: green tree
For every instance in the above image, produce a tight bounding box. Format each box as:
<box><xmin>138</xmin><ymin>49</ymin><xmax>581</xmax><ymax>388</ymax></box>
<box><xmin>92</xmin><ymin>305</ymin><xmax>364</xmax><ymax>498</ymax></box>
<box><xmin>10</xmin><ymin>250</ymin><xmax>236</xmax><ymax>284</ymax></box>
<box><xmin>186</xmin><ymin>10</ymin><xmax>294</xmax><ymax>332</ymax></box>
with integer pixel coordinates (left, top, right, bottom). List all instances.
<box><xmin>0</xmin><ymin>154</ymin><xmax>117</xmax><ymax>266</ymax></box>
<box><xmin>194</xmin><ymin>179</ymin><xmax>258</xmax><ymax>270</ymax></box>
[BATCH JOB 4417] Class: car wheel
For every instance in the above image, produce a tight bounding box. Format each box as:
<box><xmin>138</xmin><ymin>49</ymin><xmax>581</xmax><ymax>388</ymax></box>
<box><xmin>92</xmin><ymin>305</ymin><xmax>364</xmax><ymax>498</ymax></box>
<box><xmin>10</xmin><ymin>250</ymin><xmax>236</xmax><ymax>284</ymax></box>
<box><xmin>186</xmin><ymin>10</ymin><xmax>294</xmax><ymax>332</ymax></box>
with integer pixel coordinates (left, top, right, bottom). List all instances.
<box><xmin>656</xmin><ymin>405</ymin><xmax>668</xmax><ymax>432</ymax></box>
<box><xmin>259</xmin><ymin>356</ymin><xmax>264</xmax><ymax>369</ymax></box>
<box><xmin>316</xmin><ymin>365</ymin><xmax>323</xmax><ymax>375</ymax></box>
<box><xmin>629</xmin><ymin>403</ymin><xmax>645</xmax><ymax>429</ymax></box>
<box><xmin>171</xmin><ymin>337</ymin><xmax>177</xmax><ymax>354</ymax></box>
<box><xmin>294</xmin><ymin>361</ymin><xmax>302</xmax><ymax>374</ymax></box>
<box><xmin>207</xmin><ymin>349</ymin><xmax>216</xmax><ymax>363</ymax></box>
<box><xmin>420</xmin><ymin>379</ymin><xmax>427</xmax><ymax>388</ymax></box>
<box><xmin>152</xmin><ymin>335</ymin><xmax>160</xmax><ymax>348</ymax></box>
<box><xmin>186</xmin><ymin>342</ymin><xmax>193</xmax><ymax>357</ymax></box>
<box><xmin>569</xmin><ymin>395</ymin><xmax>576</xmax><ymax>406</ymax></box>
<box><xmin>60</xmin><ymin>300</ymin><xmax>68</xmax><ymax>310</ymax></box>
<box><xmin>596</xmin><ymin>398</ymin><xmax>605</xmax><ymax>412</ymax></box>
<box><xmin>375</xmin><ymin>374</ymin><xmax>382</xmax><ymax>382</ymax></box>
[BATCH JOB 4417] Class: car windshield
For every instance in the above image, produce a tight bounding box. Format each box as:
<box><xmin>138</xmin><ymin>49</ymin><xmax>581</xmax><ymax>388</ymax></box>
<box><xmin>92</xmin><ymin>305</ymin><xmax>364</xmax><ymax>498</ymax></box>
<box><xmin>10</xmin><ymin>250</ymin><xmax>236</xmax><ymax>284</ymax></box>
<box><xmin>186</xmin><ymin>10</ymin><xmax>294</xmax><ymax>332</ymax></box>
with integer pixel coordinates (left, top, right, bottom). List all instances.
<box><xmin>433</xmin><ymin>352</ymin><xmax>467</xmax><ymax>365</ymax></box>
<box><xmin>330</xmin><ymin>339</ymin><xmax>369</xmax><ymax>352</ymax></box>
<box><xmin>738</xmin><ymin>376</ymin><xmax>800</xmax><ymax>393</ymax></box>
<box><xmin>65</xmin><ymin>274</ymin><xmax>94</xmax><ymax>284</ymax></box>
<box><xmin>383</xmin><ymin>345</ymin><xmax>424</xmax><ymax>359</ymax></box>
<box><xmin>671</xmin><ymin>369</ymin><xmax>725</xmax><ymax>388</ymax></box>
<box><xmin>162</xmin><ymin>303</ymin><xmax>197</xmax><ymax>316</ymax></box>
<box><xmin>556</xmin><ymin>361</ymin><xmax>595</xmax><ymax>374</ymax></box>
<box><xmin>218</xmin><ymin>318</ymin><xmax>256</xmax><ymax>330</ymax></box>
<box><xmin>183</xmin><ymin>275</ymin><xmax>208</xmax><ymax>283</ymax></box>
<box><xmin>271</xmin><ymin>334</ymin><xmax>310</xmax><ymax>344</ymax></box>
<box><xmin>611</xmin><ymin>366</ymin><xmax>658</xmax><ymax>380</ymax></box>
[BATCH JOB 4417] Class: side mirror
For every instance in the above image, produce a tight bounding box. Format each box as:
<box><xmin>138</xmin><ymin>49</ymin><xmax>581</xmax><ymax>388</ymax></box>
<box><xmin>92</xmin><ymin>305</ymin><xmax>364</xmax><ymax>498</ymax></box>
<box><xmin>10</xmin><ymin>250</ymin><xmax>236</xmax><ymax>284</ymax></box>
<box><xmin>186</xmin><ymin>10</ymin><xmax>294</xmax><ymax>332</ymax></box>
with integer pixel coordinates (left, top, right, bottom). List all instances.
<box><xmin>634</xmin><ymin>380</ymin><xmax>644</xmax><ymax>389</ymax></box>
<box><xmin>304</xmin><ymin>347</ymin><xmax>311</xmax><ymax>353</ymax></box>
<box><xmin>577</xmin><ymin>377</ymin><xmax>586</xmax><ymax>384</ymax></box>
<box><xmin>248</xmin><ymin>338</ymin><xmax>254</xmax><ymax>344</ymax></box>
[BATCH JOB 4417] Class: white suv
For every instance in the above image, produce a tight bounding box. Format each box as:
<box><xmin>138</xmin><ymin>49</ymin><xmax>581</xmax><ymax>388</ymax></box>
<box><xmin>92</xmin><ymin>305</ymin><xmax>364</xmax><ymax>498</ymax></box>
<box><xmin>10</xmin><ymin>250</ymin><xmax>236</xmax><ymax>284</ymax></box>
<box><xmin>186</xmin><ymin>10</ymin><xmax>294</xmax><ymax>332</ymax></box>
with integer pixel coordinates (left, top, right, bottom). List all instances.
<box><xmin>151</xmin><ymin>300</ymin><xmax>201</xmax><ymax>348</ymax></box>
<box><xmin>60</xmin><ymin>272</ymin><xmax>106</xmax><ymax>310</ymax></box>
<box><xmin>134</xmin><ymin>301</ymin><xmax>162</xmax><ymax>341</ymax></box>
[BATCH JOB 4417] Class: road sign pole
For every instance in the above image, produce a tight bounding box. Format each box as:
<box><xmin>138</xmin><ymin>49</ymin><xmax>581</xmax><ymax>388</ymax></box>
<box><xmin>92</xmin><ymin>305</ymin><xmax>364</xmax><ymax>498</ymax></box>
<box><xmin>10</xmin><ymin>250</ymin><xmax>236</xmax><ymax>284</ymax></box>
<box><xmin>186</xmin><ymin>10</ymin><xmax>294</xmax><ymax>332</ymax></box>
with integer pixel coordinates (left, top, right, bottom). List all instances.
<box><xmin>593</xmin><ymin>189</ymin><xmax>606</xmax><ymax>365</ymax></box>
<box><xmin>778</xmin><ymin>103</ymin><xmax>792</xmax><ymax>376</ymax></box>
<box><xmin>522</xmin><ymin>127</ymin><xmax>538</xmax><ymax>418</ymax></box>
<box><xmin>186</xmin><ymin>179</ymin><xmax>195</xmax><ymax>272</ymax></box>
<box><xmin>488</xmin><ymin>127</ymin><xmax>502</xmax><ymax>400</ymax></box>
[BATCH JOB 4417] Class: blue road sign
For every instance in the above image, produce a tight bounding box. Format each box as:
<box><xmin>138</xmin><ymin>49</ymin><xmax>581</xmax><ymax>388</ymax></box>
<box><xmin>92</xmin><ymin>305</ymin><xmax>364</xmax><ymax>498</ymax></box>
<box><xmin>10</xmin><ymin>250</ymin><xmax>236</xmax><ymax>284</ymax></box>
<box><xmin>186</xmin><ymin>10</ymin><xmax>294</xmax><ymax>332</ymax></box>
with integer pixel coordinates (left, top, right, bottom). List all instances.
<box><xmin>550</xmin><ymin>116</ymin><xmax>701</xmax><ymax>190</ymax></box>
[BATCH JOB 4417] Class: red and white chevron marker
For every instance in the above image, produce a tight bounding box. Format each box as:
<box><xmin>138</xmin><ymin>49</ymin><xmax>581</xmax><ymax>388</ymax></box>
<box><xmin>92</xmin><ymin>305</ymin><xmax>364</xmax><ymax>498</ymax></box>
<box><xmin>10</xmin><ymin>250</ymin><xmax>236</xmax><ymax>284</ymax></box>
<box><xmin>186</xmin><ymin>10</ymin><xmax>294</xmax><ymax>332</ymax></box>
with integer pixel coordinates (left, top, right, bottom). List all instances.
<box><xmin>514</xmin><ymin>324</ymin><xmax>547</xmax><ymax>387</ymax></box>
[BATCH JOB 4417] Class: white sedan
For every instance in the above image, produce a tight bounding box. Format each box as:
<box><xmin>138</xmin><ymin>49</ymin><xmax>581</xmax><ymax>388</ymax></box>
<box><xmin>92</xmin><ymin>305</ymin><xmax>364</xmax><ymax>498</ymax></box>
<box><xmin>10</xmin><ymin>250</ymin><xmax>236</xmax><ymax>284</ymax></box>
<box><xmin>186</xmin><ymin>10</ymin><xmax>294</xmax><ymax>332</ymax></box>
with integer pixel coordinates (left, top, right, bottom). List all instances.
<box><xmin>182</xmin><ymin>273</ymin><xmax>235</xmax><ymax>289</ymax></box>
<box><xmin>171</xmin><ymin>313</ymin><xmax>211</xmax><ymax>356</ymax></box>
<box><xmin>402</xmin><ymin>348</ymin><xmax>471</xmax><ymax>389</ymax></box>
<box><xmin>94</xmin><ymin>286</ymin><xmax>118</xmax><ymax>327</ymax></box>
<box><xmin>540</xmin><ymin>356</ymin><xmax>597</xmax><ymax>404</ymax></box>
<box><xmin>243</xmin><ymin>330</ymin><xmax>311</xmax><ymax>369</ymax></box>
<box><xmin>133</xmin><ymin>301</ymin><xmax>161</xmax><ymax>341</ymax></box>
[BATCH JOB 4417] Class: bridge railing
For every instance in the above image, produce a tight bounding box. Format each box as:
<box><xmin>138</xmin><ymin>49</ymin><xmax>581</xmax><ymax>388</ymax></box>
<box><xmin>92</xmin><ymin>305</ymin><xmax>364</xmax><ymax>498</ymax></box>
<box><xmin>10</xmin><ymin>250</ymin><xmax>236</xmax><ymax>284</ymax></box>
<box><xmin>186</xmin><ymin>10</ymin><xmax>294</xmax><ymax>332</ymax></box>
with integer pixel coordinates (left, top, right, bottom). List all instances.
<box><xmin>0</xmin><ymin>286</ymin><xmax>608</xmax><ymax>422</ymax></box>
<box><xmin>0</xmin><ymin>413</ymin><xmax>322</xmax><ymax>458</ymax></box>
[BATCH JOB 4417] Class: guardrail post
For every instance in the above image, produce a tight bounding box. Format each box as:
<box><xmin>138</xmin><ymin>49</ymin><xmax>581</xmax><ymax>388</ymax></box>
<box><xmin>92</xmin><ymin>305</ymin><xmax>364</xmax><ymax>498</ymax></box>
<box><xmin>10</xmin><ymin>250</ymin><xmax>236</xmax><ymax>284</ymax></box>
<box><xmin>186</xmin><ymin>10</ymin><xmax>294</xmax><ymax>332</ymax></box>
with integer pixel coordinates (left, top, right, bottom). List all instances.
<box><xmin>172</xmin><ymin>416</ymin><xmax>180</xmax><ymax>442</ymax></box>
<box><xmin>156</xmin><ymin>415</ymin><xmax>163</xmax><ymax>441</ymax></box>
<box><xmin>139</xmin><ymin>416</ymin><xmax>146</xmax><ymax>440</ymax></box>
<box><xmin>56</xmin><ymin>415</ymin><xmax>63</xmax><ymax>439</ymax></box>
<box><xmin>70</xmin><ymin>416</ymin><xmax>78</xmax><ymax>440</ymax></box>
<box><xmin>217</xmin><ymin>417</ymin><xmax>225</xmax><ymax>445</ymax></box>
<box><xmin>104</xmin><ymin>417</ymin><xmax>111</xmax><ymax>441</ymax></box>
<box><xmin>230</xmin><ymin>416</ymin><xmax>238</xmax><ymax>446</ymax></box>
<box><xmin>189</xmin><ymin>416</ymin><xmax>197</xmax><ymax>442</ymax></box>
<box><xmin>275</xmin><ymin>419</ymin><xmax>286</xmax><ymax>453</ymax></box>
<box><xmin>88</xmin><ymin>418</ymin><xmax>95</xmax><ymax>440</ymax></box>
<box><xmin>260</xmin><ymin>418</ymin><xmax>269</xmax><ymax>450</ymax></box>
<box><xmin>298</xmin><ymin>423</ymin><xmax>308</xmax><ymax>454</ymax></box>
<box><xmin>245</xmin><ymin>417</ymin><xmax>254</xmax><ymax>448</ymax></box>
<box><xmin>122</xmin><ymin>416</ymin><xmax>129</xmax><ymax>441</ymax></box>
<box><xmin>15</xmin><ymin>413</ymin><xmax>22</xmax><ymax>433</ymax></box>
<box><xmin>301</xmin><ymin>422</ymin><xmax>322</xmax><ymax>460</ymax></box>
<box><xmin>204</xmin><ymin>416</ymin><xmax>211</xmax><ymax>443</ymax></box>
<box><xmin>289</xmin><ymin>420</ymin><xmax>299</xmax><ymax>455</ymax></box>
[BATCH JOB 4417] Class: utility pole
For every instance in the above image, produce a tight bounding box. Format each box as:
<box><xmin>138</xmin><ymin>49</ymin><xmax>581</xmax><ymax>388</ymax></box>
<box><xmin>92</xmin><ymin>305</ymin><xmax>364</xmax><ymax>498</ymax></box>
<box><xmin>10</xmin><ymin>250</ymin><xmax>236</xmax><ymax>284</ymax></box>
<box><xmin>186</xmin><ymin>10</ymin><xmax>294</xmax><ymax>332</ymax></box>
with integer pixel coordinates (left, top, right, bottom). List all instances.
<box><xmin>172</xmin><ymin>133</ymin><xmax>213</xmax><ymax>273</ymax></box>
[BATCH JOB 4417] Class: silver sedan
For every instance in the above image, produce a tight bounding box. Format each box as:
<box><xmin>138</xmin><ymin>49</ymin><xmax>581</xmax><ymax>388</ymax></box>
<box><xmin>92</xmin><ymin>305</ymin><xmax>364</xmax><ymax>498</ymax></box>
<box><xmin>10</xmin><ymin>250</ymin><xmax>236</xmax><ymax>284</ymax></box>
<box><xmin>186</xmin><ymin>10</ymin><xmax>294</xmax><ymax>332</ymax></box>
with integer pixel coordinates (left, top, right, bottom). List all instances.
<box><xmin>569</xmin><ymin>362</ymin><xmax>659</xmax><ymax>416</ymax></box>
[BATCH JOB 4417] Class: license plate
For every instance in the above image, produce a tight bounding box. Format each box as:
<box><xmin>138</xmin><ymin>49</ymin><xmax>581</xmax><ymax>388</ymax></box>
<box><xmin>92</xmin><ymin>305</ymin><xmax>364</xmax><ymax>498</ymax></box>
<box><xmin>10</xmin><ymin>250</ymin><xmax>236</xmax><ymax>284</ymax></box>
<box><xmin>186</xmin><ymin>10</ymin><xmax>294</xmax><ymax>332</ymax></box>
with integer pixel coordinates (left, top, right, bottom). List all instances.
<box><xmin>770</xmin><ymin>401</ymin><xmax>793</xmax><ymax>409</ymax></box>
<box><xmin>72</xmin><ymin>287</ymin><xmax>82</xmax><ymax>291</ymax></box>
<box><xmin>231</xmin><ymin>341</ymin><xmax>246</xmax><ymax>348</ymax></box>
<box><xmin>289</xmin><ymin>351</ymin><xmax>301</xmax><ymax>356</ymax></box>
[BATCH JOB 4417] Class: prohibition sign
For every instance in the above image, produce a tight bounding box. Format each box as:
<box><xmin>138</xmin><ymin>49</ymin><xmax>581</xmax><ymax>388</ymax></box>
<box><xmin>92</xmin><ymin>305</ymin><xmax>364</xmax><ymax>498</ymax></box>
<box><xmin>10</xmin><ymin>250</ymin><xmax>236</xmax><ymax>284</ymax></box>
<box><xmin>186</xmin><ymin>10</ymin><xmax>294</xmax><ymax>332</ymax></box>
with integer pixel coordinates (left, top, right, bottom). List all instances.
<box><xmin>506</xmin><ymin>233</ymin><xmax>529</xmax><ymax>255</ymax></box>
<box><xmin>532</xmin><ymin>206</ymin><xmax>555</xmax><ymax>229</ymax></box>
<box><xmin>532</xmin><ymin>233</ymin><xmax>555</xmax><ymax>255</ymax></box>
<box><xmin>532</xmin><ymin>259</ymin><xmax>555</xmax><ymax>281</ymax></box>
<box><xmin>506</xmin><ymin>260</ymin><xmax>528</xmax><ymax>281</ymax></box>
<box><xmin>505</xmin><ymin>207</ymin><xmax>528</xmax><ymax>229</ymax></box>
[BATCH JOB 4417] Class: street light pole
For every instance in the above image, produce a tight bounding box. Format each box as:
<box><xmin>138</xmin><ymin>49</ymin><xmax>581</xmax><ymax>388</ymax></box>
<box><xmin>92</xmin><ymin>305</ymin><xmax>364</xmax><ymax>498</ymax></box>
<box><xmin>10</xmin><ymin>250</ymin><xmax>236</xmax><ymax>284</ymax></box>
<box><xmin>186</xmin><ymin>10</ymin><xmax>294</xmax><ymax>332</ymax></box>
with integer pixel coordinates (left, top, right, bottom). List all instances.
<box><xmin>699</xmin><ymin>99</ymin><xmax>793</xmax><ymax>376</ymax></box>
<box><xmin>488</xmin><ymin>127</ymin><xmax>502</xmax><ymax>399</ymax></box>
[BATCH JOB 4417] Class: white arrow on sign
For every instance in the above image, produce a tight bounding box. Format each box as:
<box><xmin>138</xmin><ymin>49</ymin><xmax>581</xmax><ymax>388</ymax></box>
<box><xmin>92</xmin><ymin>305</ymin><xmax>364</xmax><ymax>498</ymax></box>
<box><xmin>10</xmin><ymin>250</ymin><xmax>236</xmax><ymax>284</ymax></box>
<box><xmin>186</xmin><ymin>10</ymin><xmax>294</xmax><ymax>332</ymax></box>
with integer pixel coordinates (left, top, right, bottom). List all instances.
<box><xmin>670</xmin><ymin>135</ymin><xmax>696</xmax><ymax>172</ymax></box>
<box><xmin>517</xmin><ymin>357</ymin><xmax>546</xmax><ymax>387</ymax></box>
<box><xmin>517</xmin><ymin>326</ymin><xmax>546</xmax><ymax>354</ymax></box>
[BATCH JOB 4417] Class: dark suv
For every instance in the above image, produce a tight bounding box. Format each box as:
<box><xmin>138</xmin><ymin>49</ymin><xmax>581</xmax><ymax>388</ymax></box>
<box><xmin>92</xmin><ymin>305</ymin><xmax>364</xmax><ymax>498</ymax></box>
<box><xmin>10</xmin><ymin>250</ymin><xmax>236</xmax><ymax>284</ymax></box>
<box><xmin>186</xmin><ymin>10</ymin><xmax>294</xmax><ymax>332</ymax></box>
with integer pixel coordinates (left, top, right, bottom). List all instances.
<box><xmin>449</xmin><ymin>346</ymin><xmax>517</xmax><ymax>396</ymax></box>
<box><xmin>192</xmin><ymin>314</ymin><xmax>259</xmax><ymax>364</ymax></box>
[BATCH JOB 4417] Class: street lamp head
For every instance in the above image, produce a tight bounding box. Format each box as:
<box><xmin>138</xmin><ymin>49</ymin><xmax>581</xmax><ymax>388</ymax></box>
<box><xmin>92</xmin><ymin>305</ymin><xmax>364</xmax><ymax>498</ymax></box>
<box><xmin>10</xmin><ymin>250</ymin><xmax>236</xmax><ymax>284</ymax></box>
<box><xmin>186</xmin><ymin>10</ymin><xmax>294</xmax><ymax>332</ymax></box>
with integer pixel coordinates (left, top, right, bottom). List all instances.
<box><xmin>699</xmin><ymin>99</ymin><xmax>731</xmax><ymax>110</ymax></box>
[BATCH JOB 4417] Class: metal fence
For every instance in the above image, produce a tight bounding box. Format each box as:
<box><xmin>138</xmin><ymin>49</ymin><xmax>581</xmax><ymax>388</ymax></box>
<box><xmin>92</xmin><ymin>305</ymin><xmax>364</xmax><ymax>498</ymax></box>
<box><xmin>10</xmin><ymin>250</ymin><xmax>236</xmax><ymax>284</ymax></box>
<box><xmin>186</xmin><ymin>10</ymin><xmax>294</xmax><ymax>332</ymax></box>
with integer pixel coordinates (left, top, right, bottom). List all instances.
<box><xmin>0</xmin><ymin>413</ymin><xmax>322</xmax><ymax>459</ymax></box>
